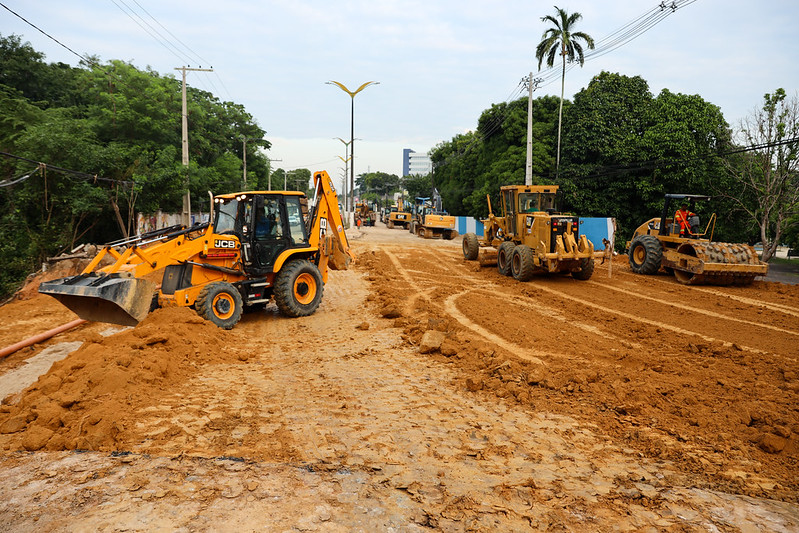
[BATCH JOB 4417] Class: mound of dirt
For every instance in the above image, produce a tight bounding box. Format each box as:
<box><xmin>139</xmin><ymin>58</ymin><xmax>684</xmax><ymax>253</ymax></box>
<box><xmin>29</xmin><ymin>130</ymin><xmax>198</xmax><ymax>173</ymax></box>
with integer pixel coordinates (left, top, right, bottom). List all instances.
<box><xmin>0</xmin><ymin>307</ymin><xmax>242</xmax><ymax>453</ymax></box>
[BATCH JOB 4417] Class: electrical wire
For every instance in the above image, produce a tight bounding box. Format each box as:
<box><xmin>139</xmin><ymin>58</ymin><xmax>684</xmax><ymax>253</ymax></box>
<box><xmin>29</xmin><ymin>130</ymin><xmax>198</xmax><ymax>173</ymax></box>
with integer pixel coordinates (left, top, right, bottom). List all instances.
<box><xmin>434</xmin><ymin>0</ymin><xmax>699</xmax><ymax>170</ymax></box>
<box><xmin>0</xmin><ymin>151</ymin><xmax>134</xmax><ymax>186</ymax></box>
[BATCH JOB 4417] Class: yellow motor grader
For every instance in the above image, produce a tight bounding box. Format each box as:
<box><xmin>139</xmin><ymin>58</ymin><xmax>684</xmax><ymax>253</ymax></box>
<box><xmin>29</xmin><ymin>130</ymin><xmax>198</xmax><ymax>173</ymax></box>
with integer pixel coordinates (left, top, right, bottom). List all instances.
<box><xmin>626</xmin><ymin>193</ymin><xmax>768</xmax><ymax>285</ymax></box>
<box><xmin>39</xmin><ymin>170</ymin><xmax>354</xmax><ymax>329</ymax></box>
<box><xmin>462</xmin><ymin>184</ymin><xmax>595</xmax><ymax>281</ymax></box>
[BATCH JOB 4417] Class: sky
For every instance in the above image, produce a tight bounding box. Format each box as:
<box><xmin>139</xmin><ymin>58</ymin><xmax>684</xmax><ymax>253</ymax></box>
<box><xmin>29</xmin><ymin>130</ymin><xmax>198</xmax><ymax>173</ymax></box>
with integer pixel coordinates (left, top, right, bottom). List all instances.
<box><xmin>2</xmin><ymin>0</ymin><xmax>798</xmax><ymax>189</ymax></box>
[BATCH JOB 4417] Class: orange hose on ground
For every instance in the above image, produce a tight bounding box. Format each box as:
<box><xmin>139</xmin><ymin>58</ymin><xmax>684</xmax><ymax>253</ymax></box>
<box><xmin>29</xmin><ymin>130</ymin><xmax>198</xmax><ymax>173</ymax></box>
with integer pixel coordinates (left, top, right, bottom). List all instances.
<box><xmin>0</xmin><ymin>319</ymin><xmax>87</xmax><ymax>359</ymax></box>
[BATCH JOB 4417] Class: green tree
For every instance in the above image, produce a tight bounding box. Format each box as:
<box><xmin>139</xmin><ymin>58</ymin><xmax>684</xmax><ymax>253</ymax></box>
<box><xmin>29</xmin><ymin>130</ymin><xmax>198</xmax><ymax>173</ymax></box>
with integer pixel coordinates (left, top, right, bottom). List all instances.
<box><xmin>535</xmin><ymin>6</ymin><xmax>594</xmax><ymax>178</ymax></box>
<box><xmin>721</xmin><ymin>89</ymin><xmax>799</xmax><ymax>261</ymax></box>
<box><xmin>402</xmin><ymin>173</ymin><xmax>432</xmax><ymax>203</ymax></box>
<box><xmin>560</xmin><ymin>72</ymin><xmax>730</xmax><ymax>242</ymax></box>
<box><xmin>356</xmin><ymin>171</ymin><xmax>401</xmax><ymax>206</ymax></box>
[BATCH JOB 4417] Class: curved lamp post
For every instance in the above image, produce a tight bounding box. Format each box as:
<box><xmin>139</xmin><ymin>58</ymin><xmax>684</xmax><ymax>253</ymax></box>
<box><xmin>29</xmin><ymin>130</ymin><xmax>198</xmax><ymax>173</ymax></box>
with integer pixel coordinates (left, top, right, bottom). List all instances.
<box><xmin>327</xmin><ymin>80</ymin><xmax>379</xmax><ymax>213</ymax></box>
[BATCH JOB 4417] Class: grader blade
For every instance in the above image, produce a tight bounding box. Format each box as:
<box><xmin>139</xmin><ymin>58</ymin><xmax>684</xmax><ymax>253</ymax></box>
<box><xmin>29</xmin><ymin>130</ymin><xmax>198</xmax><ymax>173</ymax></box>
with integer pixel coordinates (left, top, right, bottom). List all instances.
<box><xmin>478</xmin><ymin>247</ymin><xmax>498</xmax><ymax>266</ymax></box>
<box><xmin>39</xmin><ymin>273</ymin><xmax>156</xmax><ymax>326</ymax></box>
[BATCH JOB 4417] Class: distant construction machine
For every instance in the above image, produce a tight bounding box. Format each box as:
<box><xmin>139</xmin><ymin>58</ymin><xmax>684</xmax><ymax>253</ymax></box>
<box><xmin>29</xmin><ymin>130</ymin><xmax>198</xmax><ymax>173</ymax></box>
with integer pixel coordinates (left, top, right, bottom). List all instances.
<box><xmin>385</xmin><ymin>198</ymin><xmax>412</xmax><ymax>229</ymax></box>
<box><xmin>462</xmin><ymin>184</ymin><xmax>595</xmax><ymax>281</ymax></box>
<box><xmin>39</xmin><ymin>171</ymin><xmax>353</xmax><ymax>329</ymax></box>
<box><xmin>409</xmin><ymin>192</ymin><xmax>458</xmax><ymax>240</ymax></box>
<box><xmin>626</xmin><ymin>193</ymin><xmax>768</xmax><ymax>285</ymax></box>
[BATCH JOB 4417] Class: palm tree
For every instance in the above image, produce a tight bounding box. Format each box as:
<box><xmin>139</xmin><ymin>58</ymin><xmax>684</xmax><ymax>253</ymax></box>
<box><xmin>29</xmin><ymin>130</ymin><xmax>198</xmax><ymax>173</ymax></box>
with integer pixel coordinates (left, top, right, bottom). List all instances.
<box><xmin>536</xmin><ymin>6</ymin><xmax>594</xmax><ymax>178</ymax></box>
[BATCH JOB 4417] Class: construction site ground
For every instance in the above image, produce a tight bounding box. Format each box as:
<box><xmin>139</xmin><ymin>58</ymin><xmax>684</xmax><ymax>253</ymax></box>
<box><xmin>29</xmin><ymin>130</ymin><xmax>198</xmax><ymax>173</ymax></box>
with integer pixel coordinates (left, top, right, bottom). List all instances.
<box><xmin>0</xmin><ymin>224</ymin><xmax>797</xmax><ymax>531</ymax></box>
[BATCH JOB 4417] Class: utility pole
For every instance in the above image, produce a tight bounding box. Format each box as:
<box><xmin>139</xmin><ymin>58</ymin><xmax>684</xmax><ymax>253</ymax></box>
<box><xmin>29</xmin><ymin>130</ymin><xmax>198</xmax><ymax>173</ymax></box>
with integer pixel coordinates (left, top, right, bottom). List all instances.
<box><xmin>523</xmin><ymin>73</ymin><xmax>542</xmax><ymax>186</ymax></box>
<box><xmin>266</xmin><ymin>158</ymin><xmax>282</xmax><ymax>190</ymax></box>
<box><xmin>175</xmin><ymin>66</ymin><xmax>213</xmax><ymax>226</ymax></box>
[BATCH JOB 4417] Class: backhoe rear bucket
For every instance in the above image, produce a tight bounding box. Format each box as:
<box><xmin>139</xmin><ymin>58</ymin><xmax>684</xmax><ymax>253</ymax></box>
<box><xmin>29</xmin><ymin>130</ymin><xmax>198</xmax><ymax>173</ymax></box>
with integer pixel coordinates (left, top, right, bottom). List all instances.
<box><xmin>39</xmin><ymin>273</ymin><xmax>156</xmax><ymax>326</ymax></box>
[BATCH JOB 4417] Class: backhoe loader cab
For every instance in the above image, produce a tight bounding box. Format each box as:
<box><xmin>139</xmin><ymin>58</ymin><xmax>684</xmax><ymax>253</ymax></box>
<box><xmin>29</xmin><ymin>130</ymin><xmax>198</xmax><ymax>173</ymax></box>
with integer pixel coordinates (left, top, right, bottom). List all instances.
<box><xmin>462</xmin><ymin>184</ymin><xmax>595</xmax><ymax>281</ymax></box>
<box><xmin>39</xmin><ymin>171</ymin><xmax>354</xmax><ymax>329</ymax></box>
<box><xmin>626</xmin><ymin>193</ymin><xmax>768</xmax><ymax>285</ymax></box>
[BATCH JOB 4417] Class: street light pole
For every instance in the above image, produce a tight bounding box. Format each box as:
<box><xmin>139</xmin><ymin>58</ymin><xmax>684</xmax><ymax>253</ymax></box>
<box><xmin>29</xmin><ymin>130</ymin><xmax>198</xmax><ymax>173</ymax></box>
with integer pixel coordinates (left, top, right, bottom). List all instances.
<box><xmin>334</xmin><ymin>137</ymin><xmax>351</xmax><ymax>209</ymax></box>
<box><xmin>327</xmin><ymin>80</ymin><xmax>379</xmax><ymax>215</ymax></box>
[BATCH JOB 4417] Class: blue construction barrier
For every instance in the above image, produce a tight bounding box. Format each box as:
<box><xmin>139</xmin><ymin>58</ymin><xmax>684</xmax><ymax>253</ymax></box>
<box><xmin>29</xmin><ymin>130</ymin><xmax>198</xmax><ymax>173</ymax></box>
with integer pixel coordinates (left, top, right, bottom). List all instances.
<box><xmin>454</xmin><ymin>216</ymin><xmax>614</xmax><ymax>250</ymax></box>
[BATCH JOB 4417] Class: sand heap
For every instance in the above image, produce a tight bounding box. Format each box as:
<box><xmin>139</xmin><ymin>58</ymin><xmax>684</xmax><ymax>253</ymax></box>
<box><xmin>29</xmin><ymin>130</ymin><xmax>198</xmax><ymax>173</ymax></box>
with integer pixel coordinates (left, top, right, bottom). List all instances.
<box><xmin>0</xmin><ymin>307</ymin><xmax>241</xmax><ymax>452</ymax></box>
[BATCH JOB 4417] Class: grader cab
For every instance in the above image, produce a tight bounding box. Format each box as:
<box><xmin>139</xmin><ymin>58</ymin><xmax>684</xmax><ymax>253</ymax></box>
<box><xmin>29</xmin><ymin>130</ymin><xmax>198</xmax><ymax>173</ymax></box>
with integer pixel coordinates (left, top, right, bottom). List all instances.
<box><xmin>462</xmin><ymin>184</ymin><xmax>595</xmax><ymax>281</ymax></box>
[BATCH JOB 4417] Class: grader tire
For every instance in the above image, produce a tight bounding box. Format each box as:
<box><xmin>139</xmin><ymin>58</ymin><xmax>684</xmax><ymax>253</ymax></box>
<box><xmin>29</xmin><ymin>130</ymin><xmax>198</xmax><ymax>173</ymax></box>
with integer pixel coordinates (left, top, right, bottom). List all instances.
<box><xmin>274</xmin><ymin>260</ymin><xmax>324</xmax><ymax>317</ymax></box>
<box><xmin>572</xmin><ymin>257</ymin><xmax>595</xmax><ymax>281</ymax></box>
<box><xmin>511</xmin><ymin>245</ymin><xmax>535</xmax><ymax>282</ymax></box>
<box><xmin>196</xmin><ymin>281</ymin><xmax>243</xmax><ymax>329</ymax></box>
<box><xmin>462</xmin><ymin>233</ymin><xmax>479</xmax><ymax>260</ymax></box>
<box><xmin>497</xmin><ymin>241</ymin><xmax>516</xmax><ymax>277</ymax></box>
<box><xmin>628</xmin><ymin>235</ymin><xmax>663</xmax><ymax>275</ymax></box>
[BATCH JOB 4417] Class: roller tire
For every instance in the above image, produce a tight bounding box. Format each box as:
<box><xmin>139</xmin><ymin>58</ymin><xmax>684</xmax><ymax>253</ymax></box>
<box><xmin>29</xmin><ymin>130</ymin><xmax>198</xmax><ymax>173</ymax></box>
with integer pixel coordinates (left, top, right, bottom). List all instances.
<box><xmin>572</xmin><ymin>257</ymin><xmax>595</xmax><ymax>280</ymax></box>
<box><xmin>497</xmin><ymin>241</ymin><xmax>516</xmax><ymax>277</ymax></box>
<box><xmin>628</xmin><ymin>235</ymin><xmax>663</xmax><ymax>275</ymax></box>
<box><xmin>462</xmin><ymin>233</ymin><xmax>479</xmax><ymax>260</ymax></box>
<box><xmin>274</xmin><ymin>260</ymin><xmax>324</xmax><ymax>317</ymax></box>
<box><xmin>196</xmin><ymin>281</ymin><xmax>243</xmax><ymax>329</ymax></box>
<box><xmin>511</xmin><ymin>245</ymin><xmax>535</xmax><ymax>282</ymax></box>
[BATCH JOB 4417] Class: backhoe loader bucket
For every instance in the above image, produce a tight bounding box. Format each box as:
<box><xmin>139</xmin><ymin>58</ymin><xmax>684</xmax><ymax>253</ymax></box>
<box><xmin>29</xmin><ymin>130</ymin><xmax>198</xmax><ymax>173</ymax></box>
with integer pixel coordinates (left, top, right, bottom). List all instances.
<box><xmin>38</xmin><ymin>273</ymin><xmax>156</xmax><ymax>326</ymax></box>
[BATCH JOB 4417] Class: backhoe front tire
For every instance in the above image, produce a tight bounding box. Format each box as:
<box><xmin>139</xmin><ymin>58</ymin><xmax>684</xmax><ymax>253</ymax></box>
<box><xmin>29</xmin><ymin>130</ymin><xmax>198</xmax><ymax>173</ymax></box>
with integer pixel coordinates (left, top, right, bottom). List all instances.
<box><xmin>274</xmin><ymin>260</ymin><xmax>324</xmax><ymax>318</ymax></box>
<box><xmin>628</xmin><ymin>235</ymin><xmax>663</xmax><ymax>275</ymax></box>
<box><xmin>511</xmin><ymin>245</ymin><xmax>535</xmax><ymax>281</ymax></box>
<box><xmin>196</xmin><ymin>281</ymin><xmax>243</xmax><ymax>329</ymax></box>
<box><xmin>497</xmin><ymin>241</ymin><xmax>515</xmax><ymax>277</ymax></box>
<box><xmin>462</xmin><ymin>233</ymin><xmax>479</xmax><ymax>260</ymax></box>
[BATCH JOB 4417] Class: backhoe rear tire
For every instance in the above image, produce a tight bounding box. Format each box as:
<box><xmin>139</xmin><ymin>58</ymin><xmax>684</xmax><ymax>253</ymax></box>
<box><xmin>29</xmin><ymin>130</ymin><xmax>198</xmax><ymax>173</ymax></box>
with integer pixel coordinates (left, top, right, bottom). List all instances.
<box><xmin>511</xmin><ymin>245</ymin><xmax>535</xmax><ymax>281</ymax></box>
<box><xmin>628</xmin><ymin>235</ymin><xmax>663</xmax><ymax>275</ymax></box>
<box><xmin>497</xmin><ymin>241</ymin><xmax>515</xmax><ymax>277</ymax></box>
<box><xmin>196</xmin><ymin>281</ymin><xmax>243</xmax><ymax>329</ymax></box>
<box><xmin>462</xmin><ymin>233</ymin><xmax>479</xmax><ymax>260</ymax></box>
<box><xmin>274</xmin><ymin>260</ymin><xmax>324</xmax><ymax>317</ymax></box>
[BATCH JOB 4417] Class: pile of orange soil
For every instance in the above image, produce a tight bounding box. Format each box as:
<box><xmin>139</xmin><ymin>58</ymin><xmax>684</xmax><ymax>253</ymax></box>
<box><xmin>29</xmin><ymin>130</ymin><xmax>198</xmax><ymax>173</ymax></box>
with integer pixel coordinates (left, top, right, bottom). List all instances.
<box><xmin>0</xmin><ymin>307</ymin><xmax>242</xmax><ymax>452</ymax></box>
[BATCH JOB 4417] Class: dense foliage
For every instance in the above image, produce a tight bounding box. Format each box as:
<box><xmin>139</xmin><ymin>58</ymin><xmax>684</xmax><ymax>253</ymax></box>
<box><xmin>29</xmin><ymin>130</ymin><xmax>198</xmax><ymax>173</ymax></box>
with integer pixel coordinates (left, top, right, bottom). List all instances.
<box><xmin>429</xmin><ymin>71</ymin><xmax>788</xmax><ymax>247</ymax></box>
<box><xmin>0</xmin><ymin>34</ymin><xmax>284</xmax><ymax>298</ymax></box>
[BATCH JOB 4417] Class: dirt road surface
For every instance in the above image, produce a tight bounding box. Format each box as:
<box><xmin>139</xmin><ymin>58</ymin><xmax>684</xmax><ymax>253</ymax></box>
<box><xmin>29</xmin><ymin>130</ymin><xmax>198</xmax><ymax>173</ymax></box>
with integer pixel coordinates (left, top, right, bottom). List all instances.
<box><xmin>0</xmin><ymin>224</ymin><xmax>797</xmax><ymax>531</ymax></box>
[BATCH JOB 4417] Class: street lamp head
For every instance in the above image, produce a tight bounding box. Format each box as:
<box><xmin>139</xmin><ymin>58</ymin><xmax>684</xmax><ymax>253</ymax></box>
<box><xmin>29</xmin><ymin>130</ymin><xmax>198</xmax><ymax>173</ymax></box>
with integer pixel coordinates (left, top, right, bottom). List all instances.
<box><xmin>327</xmin><ymin>80</ymin><xmax>380</xmax><ymax>98</ymax></box>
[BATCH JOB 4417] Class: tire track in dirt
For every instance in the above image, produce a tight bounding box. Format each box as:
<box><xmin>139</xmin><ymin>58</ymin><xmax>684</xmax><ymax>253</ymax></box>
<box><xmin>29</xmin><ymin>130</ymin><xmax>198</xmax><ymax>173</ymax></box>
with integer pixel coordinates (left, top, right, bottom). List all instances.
<box><xmin>588</xmin><ymin>280</ymin><xmax>799</xmax><ymax>339</ymax></box>
<box><xmin>413</xmin><ymin>244</ymin><xmax>768</xmax><ymax>355</ymax></box>
<box><xmin>606</xmin><ymin>265</ymin><xmax>799</xmax><ymax>317</ymax></box>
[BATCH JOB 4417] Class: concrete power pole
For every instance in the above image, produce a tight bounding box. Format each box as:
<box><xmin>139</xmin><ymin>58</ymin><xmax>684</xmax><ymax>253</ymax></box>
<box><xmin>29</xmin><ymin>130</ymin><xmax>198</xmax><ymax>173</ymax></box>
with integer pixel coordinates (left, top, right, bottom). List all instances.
<box><xmin>175</xmin><ymin>66</ymin><xmax>213</xmax><ymax>226</ymax></box>
<box><xmin>266</xmin><ymin>158</ymin><xmax>282</xmax><ymax>191</ymax></box>
<box><xmin>523</xmin><ymin>73</ymin><xmax>542</xmax><ymax>186</ymax></box>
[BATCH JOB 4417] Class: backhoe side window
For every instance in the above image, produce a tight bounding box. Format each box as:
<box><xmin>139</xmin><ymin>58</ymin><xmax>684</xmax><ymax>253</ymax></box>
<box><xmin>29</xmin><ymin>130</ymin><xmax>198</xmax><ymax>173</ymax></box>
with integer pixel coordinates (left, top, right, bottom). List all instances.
<box><xmin>285</xmin><ymin>196</ymin><xmax>307</xmax><ymax>244</ymax></box>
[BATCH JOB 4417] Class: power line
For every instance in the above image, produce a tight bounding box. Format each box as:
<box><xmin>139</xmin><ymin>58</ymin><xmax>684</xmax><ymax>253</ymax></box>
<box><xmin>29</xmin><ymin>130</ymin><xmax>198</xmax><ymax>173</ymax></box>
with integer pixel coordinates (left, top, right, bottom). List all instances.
<box><xmin>0</xmin><ymin>151</ymin><xmax>133</xmax><ymax>186</ymax></box>
<box><xmin>435</xmin><ymin>0</ymin><xmax>698</xmax><ymax>171</ymax></box>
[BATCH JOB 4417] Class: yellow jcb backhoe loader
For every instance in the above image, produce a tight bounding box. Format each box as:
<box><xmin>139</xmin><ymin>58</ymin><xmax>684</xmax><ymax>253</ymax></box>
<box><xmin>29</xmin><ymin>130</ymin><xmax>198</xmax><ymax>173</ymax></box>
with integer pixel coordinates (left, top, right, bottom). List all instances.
<box><xmin>626</xmin><ymin>193</ymin><xmax>768</xmax><ymax>285</ymax></box>
<box><xmin>39</xmin><ymin>170</ymin><xmax>354</xmax><ymax>329</ymax></box>
<box><xmin>461</xmin><ymin>184</ymin><xmax>595</xmax><ymax>281</ymax></box>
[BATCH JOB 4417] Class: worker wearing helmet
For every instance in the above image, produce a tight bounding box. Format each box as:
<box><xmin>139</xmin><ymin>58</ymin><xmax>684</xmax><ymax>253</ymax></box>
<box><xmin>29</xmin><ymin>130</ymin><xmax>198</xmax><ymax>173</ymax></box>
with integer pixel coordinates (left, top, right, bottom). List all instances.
<box><xmin>674</xmin><ymin>202</ymin><xmax>696</xmax><ymax>238</ymax></box>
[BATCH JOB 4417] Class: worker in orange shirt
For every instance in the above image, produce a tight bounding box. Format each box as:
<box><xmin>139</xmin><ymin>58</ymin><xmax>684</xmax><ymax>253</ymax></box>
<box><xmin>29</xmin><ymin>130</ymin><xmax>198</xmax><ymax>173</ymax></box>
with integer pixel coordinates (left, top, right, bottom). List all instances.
<box><xmin>674</xmin><ymin>202</ymin><xmax>695</xmax><ymax>238</ymax></box>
